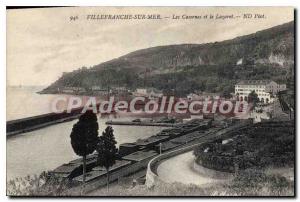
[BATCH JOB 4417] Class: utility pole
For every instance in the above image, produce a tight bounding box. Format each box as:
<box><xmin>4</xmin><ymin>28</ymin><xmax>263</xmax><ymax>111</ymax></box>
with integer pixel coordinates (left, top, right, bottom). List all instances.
<box><xmin>273</xmin><ymin>97</ymin><xmax>276</xmax><ymax>118</ymax></box>
<box><xmin>159</xmin><ymin>143</ymin><xmax>162</xmax><ymax>155</ymax></box>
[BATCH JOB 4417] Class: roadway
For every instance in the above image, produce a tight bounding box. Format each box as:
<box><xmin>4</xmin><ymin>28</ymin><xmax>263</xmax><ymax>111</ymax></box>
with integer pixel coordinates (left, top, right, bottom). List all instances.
<box><xmin>156</xmin><ymin>151</ymin><xmax>229</xmax><ymax>186</ymax></box>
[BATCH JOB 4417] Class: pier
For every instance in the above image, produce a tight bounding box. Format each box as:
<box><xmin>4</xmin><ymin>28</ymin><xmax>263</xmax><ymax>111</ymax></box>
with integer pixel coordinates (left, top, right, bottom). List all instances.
<box><xmin>6</xmin><ymin>103</ymin><xmax>107</xmax><ymax>137</ymax></box>
<box><xmin>105</xmin><ymin>120</ymin><xmax>178</xmax><ymax>127</ymax></box>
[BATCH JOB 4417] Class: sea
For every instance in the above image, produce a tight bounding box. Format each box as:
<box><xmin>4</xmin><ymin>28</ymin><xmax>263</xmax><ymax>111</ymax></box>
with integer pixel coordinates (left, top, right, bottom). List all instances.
<box><xmin>6</xmin><ymin>86</ymin><xmax>165</xmax><ymax>180</ymax></box>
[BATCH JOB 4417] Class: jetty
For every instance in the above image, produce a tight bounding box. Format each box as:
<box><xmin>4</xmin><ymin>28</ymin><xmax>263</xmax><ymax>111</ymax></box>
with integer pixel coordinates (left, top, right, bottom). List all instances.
<box><xmin>105</xmin><ymin>120</ymin><xmax>177</xmax><ymax>127</ymax></box>
<box><xmin>105</xmin><ymin>117</ymin><xmax>180</xmax><ymax>127</ymax></box>
<box><xmin>6</xmin><ymin>103</ymin><xmax>110</xmax><ymax>137</ymax></box>
<box><xmin>7</xmin><ymin>110</ymin><xmax>81</xmax><ymax>137</ymax></box>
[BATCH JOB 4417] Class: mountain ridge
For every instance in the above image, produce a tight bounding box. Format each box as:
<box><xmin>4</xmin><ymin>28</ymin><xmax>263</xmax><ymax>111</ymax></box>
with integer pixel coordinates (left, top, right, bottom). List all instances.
<box><xmin>42</xmin><ymin>21</ymin><xmax>294</xmax><ymax>95</ymax></box>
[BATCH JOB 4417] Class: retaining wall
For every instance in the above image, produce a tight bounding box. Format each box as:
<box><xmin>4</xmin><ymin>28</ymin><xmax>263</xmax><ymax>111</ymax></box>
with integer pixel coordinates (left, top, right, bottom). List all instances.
<box><xmin>193</xmin><ymin>160</ymin><xmax>234</xmax><ymax>179</ymax></box>
<box><xmin>145</xmin><ymin>120</ymin><xmax>252</xmax><ymax>188</ymax></box>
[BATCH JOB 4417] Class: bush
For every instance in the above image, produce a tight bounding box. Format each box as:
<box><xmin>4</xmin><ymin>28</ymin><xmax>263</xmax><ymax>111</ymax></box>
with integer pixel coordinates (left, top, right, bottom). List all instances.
<box><xmin>227</xmin><ymin>169</ymin><xmax>294</xmax><ymax>196</ymax></box>
<box><xmin>194</xmin><ymin>122</ymin><xmax>294</xmax><ymax>172</ymax></box>
<box><xmin>7</xmin><ymin>171</ymin><xmax>71</xmax><ymax>196</ymax></box>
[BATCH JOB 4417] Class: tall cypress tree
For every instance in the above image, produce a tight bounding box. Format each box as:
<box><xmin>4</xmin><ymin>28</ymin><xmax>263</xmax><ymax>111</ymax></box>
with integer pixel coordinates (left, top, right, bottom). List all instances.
<box><xmin>96</xmin><ymin>126</ymin><xmax>118</xmax><ymax>192</ymax></box>
<box><xmin>70</xmin><ymin>110</ymin><xmax>99</xmax><ymax>189</ymax></box>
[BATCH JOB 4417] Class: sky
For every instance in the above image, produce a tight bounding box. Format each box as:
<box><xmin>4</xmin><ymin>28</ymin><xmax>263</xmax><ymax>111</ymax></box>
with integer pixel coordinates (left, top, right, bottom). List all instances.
<box><xmin>7</xmin><ymin>7</ymin><xmax>294</xmax><ymax>86</ymax></box>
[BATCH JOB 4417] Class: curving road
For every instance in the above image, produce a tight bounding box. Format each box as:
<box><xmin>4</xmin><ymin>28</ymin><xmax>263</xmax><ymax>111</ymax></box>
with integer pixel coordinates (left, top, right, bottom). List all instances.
<box><xmin>156</xmin><ymin>151</ymin><xmax>229</xmax><ymax>186</ymax></box>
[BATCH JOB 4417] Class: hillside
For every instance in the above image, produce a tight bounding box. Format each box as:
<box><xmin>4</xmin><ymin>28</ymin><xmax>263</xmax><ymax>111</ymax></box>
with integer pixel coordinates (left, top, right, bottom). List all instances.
<box><xmin>41</xmin><ymin>21</ymin><xmax>294</xmax><ymax>96</ymax></box>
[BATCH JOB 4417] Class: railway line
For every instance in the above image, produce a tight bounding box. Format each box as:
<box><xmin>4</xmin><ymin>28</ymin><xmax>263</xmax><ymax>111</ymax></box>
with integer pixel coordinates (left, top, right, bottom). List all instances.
<box><xmin>51</xmin><ymin>118</ymin><xmax>250</xmax><ymax>194</ymax></box>
<box><xmin>48</xmin><ymin>118</ymin><xmax>257</xmax><ymax>195</ymax></box>
<box><xmin>145</xmin><ymin>120</ymin><xmax>293</xmax><ymax>188</ymax></box>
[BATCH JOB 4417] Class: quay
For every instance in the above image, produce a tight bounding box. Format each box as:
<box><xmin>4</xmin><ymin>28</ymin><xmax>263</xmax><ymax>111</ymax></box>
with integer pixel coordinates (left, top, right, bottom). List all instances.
<box><xmin>6</xmin><ymin>103</ymin><xmax>106</xmax><ymax>137</ymax></box>
<box><xmin>105</xmin><ymin>120</ymin><xmax>178</xmax><ymax>127</ymax></box>
<box><xmin>7</xmin><ymin>113</ymin><xmax>81</xmax><ymax>137</ymax></box>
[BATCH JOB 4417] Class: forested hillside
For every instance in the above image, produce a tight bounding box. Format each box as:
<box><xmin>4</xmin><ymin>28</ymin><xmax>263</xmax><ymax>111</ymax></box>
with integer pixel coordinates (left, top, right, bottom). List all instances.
<box><xmin>41</xmin><ymin>21</ymin><xmax>294</xmax><ymax>96</ymax></box>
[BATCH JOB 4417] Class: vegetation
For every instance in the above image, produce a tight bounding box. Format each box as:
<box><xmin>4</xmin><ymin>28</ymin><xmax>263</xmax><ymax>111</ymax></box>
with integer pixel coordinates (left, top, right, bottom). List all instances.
<box><xmin>221</xmin><ymin>89</ymin><xmax>233</xmax><ymax>99</ymax></box>
<box><xmin>7</xmin><ymin>168</ymin><xmax>294</xmax><ymax>196</ymax></box>
<box><xmin>42</xmin><ymin>21</ymin><xmax>294</xmax><ymax>96</ymax></box>
<box><xmin>70</xmin><ymin>111</ymin><xmax>99</xmax><ymax>187</ymax></box>
<box><xmin>280</xmin><ymin>90</ymin><xmax>295</xmax><ymax>110</ymax></box>
<box><xmin>6</xmin><ymin>172</ymin><xmax>71</xmax><ymax>196</ymax></box>
<box><xmin>96</xmin><ymin>126</ymin><xmax>118</xmax><ymax>192</ymax></box>
<box><xmin>194</xmin><ymin>122</ymin><xmax>295</xmax><ymax>172</ymax></box>
<box><xmin>88</xmin><ymin>168</ymin><xmax>293</xmax><ymax>196</ymax></box>
<box><xmin>248</xmin><ymin>90</ymin><xmax>259</xmax><ymax>105</ymax></box>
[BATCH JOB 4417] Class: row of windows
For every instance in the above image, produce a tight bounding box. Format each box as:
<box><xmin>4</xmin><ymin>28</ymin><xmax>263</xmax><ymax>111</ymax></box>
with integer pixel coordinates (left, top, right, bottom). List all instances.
<box><xmin>237</xmin><ymin>92</ymin><xmax>270</xmax><ymax>97</ymax></box>
<box><xmin>235</xmin><ymin>85</ymin><xmax>266</xmax><ymax>88</ymax></box>
<box><xmin>236</xmin><ymin>85</ymin><xmax>285</xmax><ymax>90</ymax></box>
<box><xmin>266</xmin><ymin>86</ymin><xmax>286</xmax><ymax>90</ymax></box>
<box><xmin>236</xmin><ymin>89</ymin><xmax>265</xmax><ymax>92</ymax></box>
<box><xmin>257</xmin><ymin>93</ymin><xmax>270</xmax><ymax>97</ymax></box>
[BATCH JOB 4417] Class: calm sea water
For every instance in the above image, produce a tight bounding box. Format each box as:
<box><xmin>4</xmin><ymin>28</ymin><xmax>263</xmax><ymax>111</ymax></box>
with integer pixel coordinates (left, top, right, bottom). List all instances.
<box><xmin>7</xmin><ymin>86</ymin><xmax>60</xmax><ymax>121</ymax></box>
<box><xmin>6</xmin><ymin>87</ymin><xmax>165</xmax><ymax>180</ymax></box>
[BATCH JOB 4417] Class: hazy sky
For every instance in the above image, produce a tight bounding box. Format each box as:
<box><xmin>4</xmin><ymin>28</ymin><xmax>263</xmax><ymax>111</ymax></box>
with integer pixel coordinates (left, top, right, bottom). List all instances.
<box><xmin>7</xmin><ymin>7</ymin><xmax>294</xmax><ymax>86</ymax></box>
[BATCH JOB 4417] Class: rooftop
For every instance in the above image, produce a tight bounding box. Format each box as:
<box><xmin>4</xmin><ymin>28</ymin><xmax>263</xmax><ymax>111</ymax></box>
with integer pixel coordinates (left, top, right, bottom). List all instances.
<box><xmin>122</xmin><ymin>150</ymin><xmax>158</xmax><ymax>162</ymax></box>
<box><xmin>73</xmin><ymin>170</ymin><xmax>106</xmax><ymax>182</ymax></box>
<box><xmin>92</xmin><ymin>160</ymin><xmax>131</xmax><ymax>171</ymax></box>
<box><xmin>119</xmin><ymin>143</ymin><xmax>138</xmax><ymax>148</ymax></box>
<box><xmin>135</xmin><ymin>135</ymin><xmax>169</xmax><ymax>146</ymax></box>
<box><xmin>236</xmin><ymin>80</ymin><xmax>273</xmax><ymax>85</ymax></box>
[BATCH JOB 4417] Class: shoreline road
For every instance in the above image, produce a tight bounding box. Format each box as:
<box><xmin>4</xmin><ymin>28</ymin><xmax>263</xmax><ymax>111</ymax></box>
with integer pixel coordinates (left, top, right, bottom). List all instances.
<box><xmin>156</xmin><ymin>151</ymin><xmax>228</xmax><ymax>186</ymax></box>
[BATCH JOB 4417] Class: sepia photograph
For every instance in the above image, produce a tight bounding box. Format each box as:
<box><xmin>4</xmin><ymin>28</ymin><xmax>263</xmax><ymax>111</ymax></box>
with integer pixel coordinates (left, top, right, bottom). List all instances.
<box><xmin>6</xmin><ymin>6</ymin><xmax>295</xmax><ymax>197</ymax></box>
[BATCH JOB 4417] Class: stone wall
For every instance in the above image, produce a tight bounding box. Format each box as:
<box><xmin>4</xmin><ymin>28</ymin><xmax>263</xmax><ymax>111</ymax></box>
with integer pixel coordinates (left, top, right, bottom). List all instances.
<box><xmin>145</xmin><ymin>120</ymin><xmax>252</xmax><ymax>188</ymax></box>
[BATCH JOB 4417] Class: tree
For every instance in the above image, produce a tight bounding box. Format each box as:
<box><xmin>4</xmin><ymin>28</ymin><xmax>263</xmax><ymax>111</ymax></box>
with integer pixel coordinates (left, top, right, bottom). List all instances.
<box><xmin>221</xmin><ymin>90</ymin><xmax>233</xmax><ymax>99</ymax></box>
<box><xmin>70</xmin><ymin>110</ymin><xmax>99</xmax><ymax>188</ymax></box>
<box><xmin>96</xmin><ymin>126</ymin><xmax>118</xmax><ymax>192</ymax></box>
<box><xmin>248</xmin><ymin>91</ymin><xmax>259</xmax><ymax>106</ymax></box>
<box><xmin>206</xmin><ymin>80</ymin><xmax>218</xmax><ymax>93</ymax></box>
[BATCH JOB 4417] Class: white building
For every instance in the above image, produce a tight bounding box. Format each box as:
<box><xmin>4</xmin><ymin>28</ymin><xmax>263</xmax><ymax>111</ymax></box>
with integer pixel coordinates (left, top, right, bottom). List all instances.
<box><xmin>187</xmin><ymin>93</ymin><xmax>202</xmax><ymax>101</ymax></box>
<box><xmin>60</xmin><ymin>87</ymin><xmax>86</xmax><ymax>94</ymax></box>
<box><xmin>133</xmin><ymin>88</ymin><xmax>163</xmax><ymax>99</ymax></box>
<box><xmin>135</xmin><ymin>88</ymin><xmax>148</xmax><ymax>95</ymax></box>
<box><xmin>235</xmin><ymin>80</ymin><xmax>286</xmax><ymax>103</ymax></box>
